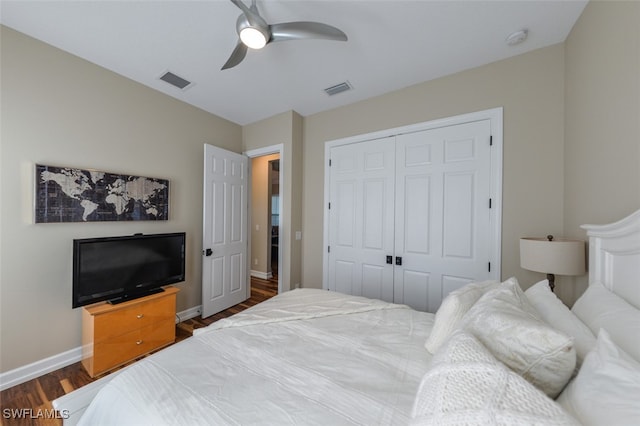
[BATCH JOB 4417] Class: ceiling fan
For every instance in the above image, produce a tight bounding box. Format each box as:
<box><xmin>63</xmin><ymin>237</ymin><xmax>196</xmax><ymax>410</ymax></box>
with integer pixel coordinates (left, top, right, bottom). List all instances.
<box><xmin>222</xmin><ymin>0</ymin><xmax>348</xmax><ymax>70</ymax></box>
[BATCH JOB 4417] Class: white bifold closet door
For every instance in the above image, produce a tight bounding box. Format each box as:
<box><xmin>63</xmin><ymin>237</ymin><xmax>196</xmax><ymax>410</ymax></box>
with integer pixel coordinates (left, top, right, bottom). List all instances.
<box><xmin>328</xmin><ymin>136</ymin><xmax>396</xmax><ymax>303</ymax></box>
<box><xmin>327</xmin><ymin>120</ymin><xmax>493</xmax><ymax>312</ymax></box>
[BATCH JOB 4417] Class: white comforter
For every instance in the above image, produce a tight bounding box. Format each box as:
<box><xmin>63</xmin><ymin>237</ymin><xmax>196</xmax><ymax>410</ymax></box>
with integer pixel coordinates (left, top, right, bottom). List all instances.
<box><xmin>78</xmin><ymin>289</ymin><xmax>434</xmax><ymax>426</ymax></box>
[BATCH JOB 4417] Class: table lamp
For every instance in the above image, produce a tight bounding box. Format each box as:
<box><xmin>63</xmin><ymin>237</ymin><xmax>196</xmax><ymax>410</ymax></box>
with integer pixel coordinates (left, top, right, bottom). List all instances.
<box><xmin>519</xmin><ymin>235</ymin><xmax>586</xmax><ymax>292</ymax></box>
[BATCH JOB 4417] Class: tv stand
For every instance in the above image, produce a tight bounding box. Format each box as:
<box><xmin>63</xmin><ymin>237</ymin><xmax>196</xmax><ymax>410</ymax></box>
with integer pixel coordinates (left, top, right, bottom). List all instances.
<box><xmin>107</xmin><ymin>287</ymin><xmax>165</xmax><ymax>305</ymax></box>
<box><xmin>81</xmin><ymin>286</ymin><xmax>179</xmax><ymax>377</ymax></box>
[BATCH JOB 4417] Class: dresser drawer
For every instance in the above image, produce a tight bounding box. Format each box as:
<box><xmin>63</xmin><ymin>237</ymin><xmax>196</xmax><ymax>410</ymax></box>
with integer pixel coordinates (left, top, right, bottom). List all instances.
<box><xmin>92</xmin><ymin>318</ymin><xmax>175</xmax><ymax>376</ymax></box>
<box><xmin>93</xmin><ymin>295</ymin><xmax>175</xmax><ymax>341</ymax></box>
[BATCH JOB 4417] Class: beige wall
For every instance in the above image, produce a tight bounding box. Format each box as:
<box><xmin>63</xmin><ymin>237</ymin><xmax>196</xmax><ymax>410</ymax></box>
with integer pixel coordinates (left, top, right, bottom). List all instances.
<box><xmin>302</xmin><ymin>44</ymin><xmax>566</xmax><ymax>294</ymax></box>
<box><xmin>250</xmin><ymin>154</ymin><xmax>279</xmax><ymax>276</ymax></box>
<box><xmin>563</xmin><ymin>1</ymin><xmax>640</xmax><ymax>298</ymax></box>
<box><xmin>301</xmin><ymin>0</ymin><xmax>640</xmax><ymax>305</ymax></box>
<box><xmin>0</xmin><ymin>26</ymin><xmax>242</xmax><ymax>372</ymax></box>
<box><xmin>243</xmin><ymin>111</ymin><xmax>303</xmax><ymax>291</ymax></box>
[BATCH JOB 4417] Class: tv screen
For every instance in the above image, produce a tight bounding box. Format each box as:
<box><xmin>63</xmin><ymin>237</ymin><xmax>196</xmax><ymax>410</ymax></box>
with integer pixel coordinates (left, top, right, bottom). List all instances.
<box><xmin>73</xmin><ymin>232</ymin><xmax>185</xmax><ymax>308</ymax></box>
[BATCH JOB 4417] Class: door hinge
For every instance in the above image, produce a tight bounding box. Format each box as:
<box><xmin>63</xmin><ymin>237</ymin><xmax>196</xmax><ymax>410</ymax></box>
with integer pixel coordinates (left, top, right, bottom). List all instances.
<box><xmin>489</xmin><ymin>198</ymin><xmax>492</xmax><ymax>208</ymax></box>
<box><xmin>328</xmin><ymin>202</ymin><xmax>331</xmax><ymax>210</ymax></box>
<box><xmin>490</xmin><ymin>135</ymin><xmax>493</xmax><ymax>146</ymax></box>
<box><xmin>488</xmin><ymin>262</ymin><xmax>491</xmax><ymax>272</ymax></box>
<box><xmin>329</xmin><ymin>159</ymin><xmax>332</xmax><ymax>167</ymax></box>
<box><xmin>328</xmin><ymin>246</ymin><xmax>331</xmax><ymax>253</ymax></box>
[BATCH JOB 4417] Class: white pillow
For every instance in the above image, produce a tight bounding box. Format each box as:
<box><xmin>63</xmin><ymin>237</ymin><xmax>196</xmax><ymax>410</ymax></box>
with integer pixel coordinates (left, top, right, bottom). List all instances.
<box><xmin>557</xmin><ymin>329</ymin><xmax>640</xmax><ymax>426</ymax></box>
<box><xmin>461</xmin><ymin>278</ymin><xmax>576</xmax><ymax>398</ymax></box>
<box><xmin>525</xmin><ymin>280</ymin><xmax>596</xmax><ymax>365</ymax></box>
<box><xmin>572</xmin><ymin>282</ymin><xmax>640</xmax><ymax>362</ymax></box>
<box><xmin>424</xmin><ymin>279</ymin><xmax>502</xmax><ymax>354</ymax></box>
<box><xmin>411</xmin><ymin>331</ymin><xmax>578</xmax><ymax>425</ymax></box>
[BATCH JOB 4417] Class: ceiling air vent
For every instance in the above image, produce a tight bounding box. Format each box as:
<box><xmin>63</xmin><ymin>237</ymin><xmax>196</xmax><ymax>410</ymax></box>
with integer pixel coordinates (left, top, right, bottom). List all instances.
<box><xmin>159</xmin><ymin>71</ymin><xmax>192</xmax><ymax>90</ymax></box>
<box><xmin>324</xmin><ymin>81</ymin><xmax>352</xmax><ymax>96</ymax></box>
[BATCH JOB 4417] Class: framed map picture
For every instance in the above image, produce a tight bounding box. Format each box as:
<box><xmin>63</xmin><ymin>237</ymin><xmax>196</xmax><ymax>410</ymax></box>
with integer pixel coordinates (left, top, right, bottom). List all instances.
<box><xmin>35</xmin><ymin>164</ymin><xmax>169</xmax><ymax>223</ymax></box>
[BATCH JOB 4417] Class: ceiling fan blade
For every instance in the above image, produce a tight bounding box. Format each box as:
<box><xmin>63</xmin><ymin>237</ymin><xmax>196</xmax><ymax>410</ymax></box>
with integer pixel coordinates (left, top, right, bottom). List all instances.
<box><xmin>230</xmin><ymin>0</ymin><xmax>263</xmax><ymax>29</ymax></box>
<box><xmin>270</xmin><ymin>22</ymin><xmax>347</xmax><ymax>43</ymax></box>
<box><xmin>221</xmin><ymin>40</ymin><xmax>248</xmax><ymax>70</ymax></box>
<box><xmin>248</xmin><ymin>0</ymin><xmax>259</xmax><ymax>15</ymax></box>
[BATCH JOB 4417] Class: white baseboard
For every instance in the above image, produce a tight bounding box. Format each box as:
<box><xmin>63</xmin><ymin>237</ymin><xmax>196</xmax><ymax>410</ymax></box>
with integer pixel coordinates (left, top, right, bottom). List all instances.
<box><xmin>0</xmin><ymin>305</ymin><xmax>203</xmax><ymax>391</ymax></box>
<box><xmin>176</xmin><ymin>305</ymin><xmax>202</xmax><ymax>322</ymax></box>
<box><xmin>0</xmin><ymin>346</ymin><xmax>82</xmax><ymax>391</ymax></box>
<box><xmin>250</xmin><ymin>270</ymin><xmax>273</xmax><ymax>280</ymax></box>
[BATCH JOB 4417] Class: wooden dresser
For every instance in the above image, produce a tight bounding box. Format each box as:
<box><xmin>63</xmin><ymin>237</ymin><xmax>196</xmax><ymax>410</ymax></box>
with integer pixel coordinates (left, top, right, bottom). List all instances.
<box><xmin>81</xmin><ymin>286</ymin><xmax>179</xmax><ymax>377</ymax></box>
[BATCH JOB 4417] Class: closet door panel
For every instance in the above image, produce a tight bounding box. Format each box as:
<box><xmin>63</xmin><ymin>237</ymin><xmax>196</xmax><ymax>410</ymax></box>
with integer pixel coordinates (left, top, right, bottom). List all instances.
<box><xmin>328</xmin><ymin>138</ymin><xmax>395</xmax><ymax>302</ymax></box>
<box><xmin>440</xmin><ymin>120</ymin><xmax>493</xmax><ymax>290</ymax></box>
<box><xmin>443</xmin><ymin>171</ymin><xmax>475</xmax><ymax>258</ymax></box>
<box><xmin>334</xmin><ymin>260</ymin><xmax>355</xmax><ymax>296</ymax></box>
<box><xmin>404</xmin><ymin>175</ymin><xmax>431</xmax><ymax>254</ymax></box>
<box><xmin>361</xmin><ymin>264</ymin><xmax>386</xmax><ymax>300</ymax></box>
<box><xmin>335</xmin><ymin>180</ymin><xmax>356</xmax><ymax>247</ymax></box>
<box><xmin>395</xmin><ymin>120</ymin><xmax>492</xmax><ymax>312</ymax></box>
<box><xmin>394</xmin><ymin>129</ymin><xmax>444</xmax><ymax>311</ymax></box>
<box><xmin>400</xmin><ymin>269</ymin><xmax>431</xmax><ymax>312</ymax></box>
<box><xmin>363</xmin><ymin>179</ymin><xmax>386</xmax><ymax>249</ymax></box>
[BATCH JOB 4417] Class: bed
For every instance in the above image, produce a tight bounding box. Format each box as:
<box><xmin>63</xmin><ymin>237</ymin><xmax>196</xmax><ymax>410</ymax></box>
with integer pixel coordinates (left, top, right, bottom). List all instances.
<box><xmin>54</xmin><ymin>209</ymin><xmax>640</xmax><ymax>425</ymax></box>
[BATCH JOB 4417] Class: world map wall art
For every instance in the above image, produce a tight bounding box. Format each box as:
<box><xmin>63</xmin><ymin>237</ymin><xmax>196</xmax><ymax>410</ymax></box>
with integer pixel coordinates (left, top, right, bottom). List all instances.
<box><xmin>35</xmin><ymin>164</ymin><xmax>169</xmax><ymax>223</ymax></box>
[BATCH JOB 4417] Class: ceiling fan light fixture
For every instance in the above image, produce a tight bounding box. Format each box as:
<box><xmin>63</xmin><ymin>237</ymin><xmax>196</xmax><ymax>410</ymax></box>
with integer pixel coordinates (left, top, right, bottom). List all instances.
<box><xmin>240</xmin><ymin>27</ymin><xmax>267</xmax><ymax>49</ymax></box>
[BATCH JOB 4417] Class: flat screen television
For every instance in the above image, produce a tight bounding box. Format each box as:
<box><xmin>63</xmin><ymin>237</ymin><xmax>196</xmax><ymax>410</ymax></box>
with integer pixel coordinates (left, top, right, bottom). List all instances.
<box><xmin>72</xmin><ymin>232</ymin><xmax>185</xmax><ymax>308</ymax></box>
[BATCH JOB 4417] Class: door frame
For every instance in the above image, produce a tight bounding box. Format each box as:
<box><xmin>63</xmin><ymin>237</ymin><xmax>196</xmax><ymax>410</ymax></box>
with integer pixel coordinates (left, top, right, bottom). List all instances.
<box><xmin>245</xmin><ymin>144</ymin><xmax>284</xmax><ymax>295</ymax></box>
<box><xmin>322</xmin><ymin>107</ymin><xmax>503</xmax><ymax>291</ymax></box>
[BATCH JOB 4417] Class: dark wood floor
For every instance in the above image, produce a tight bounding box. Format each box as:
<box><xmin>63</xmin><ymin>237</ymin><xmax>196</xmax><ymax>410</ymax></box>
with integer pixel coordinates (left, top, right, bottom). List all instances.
<box><xmin>0</xmin><ymin>276</ymin><xmax>278</xmax><ymax>426</ymax></box>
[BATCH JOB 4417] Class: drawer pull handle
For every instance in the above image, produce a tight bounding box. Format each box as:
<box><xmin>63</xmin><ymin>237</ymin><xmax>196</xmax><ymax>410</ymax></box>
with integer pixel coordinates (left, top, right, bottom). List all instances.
<box><xmin>136</xmin><ymin>340</ymin><xmax>143</xmax><ymax>345</ymax></box>
<box><xmin>137</xmin><ymin>314</ymin><xmax>144</xmax><ymax>319</ymax></box>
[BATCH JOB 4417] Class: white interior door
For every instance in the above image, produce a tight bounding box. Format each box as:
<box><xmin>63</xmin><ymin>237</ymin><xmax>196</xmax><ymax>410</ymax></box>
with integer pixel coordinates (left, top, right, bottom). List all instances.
<box><xmin>202</xmin><ymin>144</ymin><xmax>249</xmax><ymax>318</ymax></box>
<box><xmin>327</xmin><ymin>137</ymin><xmax>395</xmax><ymax>302</ymax></box>
<box><xmin>394</xmin><ymin>120</ymin><xmax>492</xmax><ymax>312</ymax></box>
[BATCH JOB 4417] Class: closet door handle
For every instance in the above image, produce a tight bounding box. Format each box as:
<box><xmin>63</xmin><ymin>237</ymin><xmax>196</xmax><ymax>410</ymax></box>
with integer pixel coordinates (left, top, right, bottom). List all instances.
<box><xmin>386</xmin><ymin>255</ymin><xmax>393</xmax><ymax>265</ymax></box>
<box><xmin>395</xmin><ymin>256</ymin><xmax>403</xmax><ymax>266</ymax></box>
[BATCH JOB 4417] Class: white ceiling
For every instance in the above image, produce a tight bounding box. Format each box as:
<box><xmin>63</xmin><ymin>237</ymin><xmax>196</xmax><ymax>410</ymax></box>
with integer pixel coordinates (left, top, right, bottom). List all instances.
<box><xmin>1</xmin><ymin>0</ymin><xmax>587</xmax><ymax>125</ymax></box>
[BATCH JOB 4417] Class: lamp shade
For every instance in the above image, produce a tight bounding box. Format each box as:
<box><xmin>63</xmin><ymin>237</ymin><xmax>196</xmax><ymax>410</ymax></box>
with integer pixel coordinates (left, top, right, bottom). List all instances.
<box><xmin>520</xmin><ymin>237</ymin><xmax>586</xmax><ymax>276</ymax></box>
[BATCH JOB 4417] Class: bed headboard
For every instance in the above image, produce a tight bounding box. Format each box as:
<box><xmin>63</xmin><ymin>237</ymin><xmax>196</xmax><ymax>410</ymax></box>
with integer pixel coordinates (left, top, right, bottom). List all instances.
<box><xmin>581</xmin><ymin>209</ymin><xmax>640</xmax><ymax>309</ymax></box>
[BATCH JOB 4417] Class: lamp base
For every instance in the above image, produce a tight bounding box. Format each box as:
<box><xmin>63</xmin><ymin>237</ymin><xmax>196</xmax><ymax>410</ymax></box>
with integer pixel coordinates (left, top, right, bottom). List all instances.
<box><xmin>547</xmin><ymin>273</ymin><xmax>556</xmax><ymax>292</ymax></box>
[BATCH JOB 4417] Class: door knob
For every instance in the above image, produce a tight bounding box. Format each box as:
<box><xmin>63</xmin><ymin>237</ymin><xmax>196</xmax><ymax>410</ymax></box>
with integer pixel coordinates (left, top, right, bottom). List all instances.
<box><xmin>395</xmin><ymin>256</ymin><xmax>403</xmax><ymax>266</ymax></box>
<box><xmin>203</xmin><ymin>248</ymin><xmax>213</xmax><ymax>257</ymax></box>
<box><xmin>386</xmin><ymin>255</ymin><xmax>393</xmax><ymax>265</ymax></box>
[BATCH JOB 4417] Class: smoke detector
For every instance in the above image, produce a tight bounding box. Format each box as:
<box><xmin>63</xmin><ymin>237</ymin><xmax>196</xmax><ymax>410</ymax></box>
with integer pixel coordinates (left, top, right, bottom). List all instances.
<box><xmin>506</xmin><ymin>29</ymin><xmax>528</xmax><ymax>46</ymax></box>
